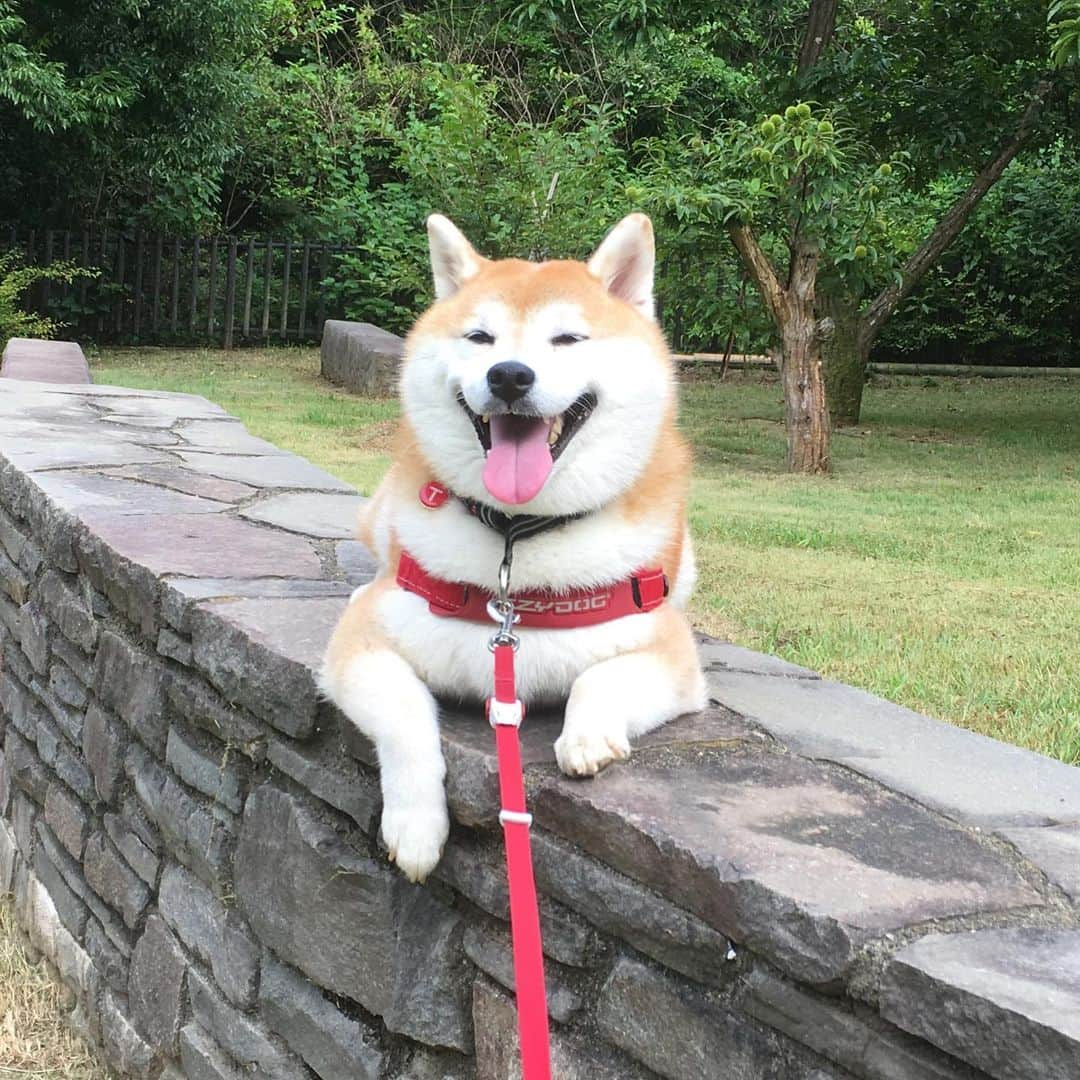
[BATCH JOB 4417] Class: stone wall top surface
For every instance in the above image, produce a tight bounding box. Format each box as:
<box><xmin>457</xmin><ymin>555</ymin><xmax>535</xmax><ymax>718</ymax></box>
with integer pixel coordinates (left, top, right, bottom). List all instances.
<box><xmin>2</xmin><ymin>375</ymin><xmax>1079</xmax><ymax>1080</ymax></box>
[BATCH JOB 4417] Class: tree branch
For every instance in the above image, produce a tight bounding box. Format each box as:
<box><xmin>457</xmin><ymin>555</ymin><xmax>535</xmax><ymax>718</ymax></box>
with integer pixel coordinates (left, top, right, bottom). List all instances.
<box><xmin>860</xmin><ymin>79</ymin><xmax>1054</xmax><ymax>349</ymax></box>
<box><xmin>797</xmin><ymin>0</ymin><xmax>840</xmax><ymax>79</ymax></box>
<box><xmin>728</xmin><ymin>222</ymin><xmax>786</xmax><ymax>327</ymax></box>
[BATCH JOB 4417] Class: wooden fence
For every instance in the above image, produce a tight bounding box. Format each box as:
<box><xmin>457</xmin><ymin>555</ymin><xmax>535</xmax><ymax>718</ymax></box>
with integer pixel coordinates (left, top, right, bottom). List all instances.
<box><xmin>3</xmin><ymin>227</ymin><xmax>360</xmax><ymax>347</ymax></box>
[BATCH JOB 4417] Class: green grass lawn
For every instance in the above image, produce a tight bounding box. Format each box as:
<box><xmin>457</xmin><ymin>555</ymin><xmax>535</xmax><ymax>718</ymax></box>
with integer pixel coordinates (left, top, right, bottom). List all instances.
<box><xmin>91</xmin><ymin>347</ymin><xmax>1080</xmax><ymax>764</ymax></box>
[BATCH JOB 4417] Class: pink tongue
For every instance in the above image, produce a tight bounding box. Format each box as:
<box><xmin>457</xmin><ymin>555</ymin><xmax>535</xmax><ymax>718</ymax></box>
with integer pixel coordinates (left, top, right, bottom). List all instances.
<box><xmin>483</xmin><ymin>414</ymin><xmax>554</xmax><ymax>505</ymax></box>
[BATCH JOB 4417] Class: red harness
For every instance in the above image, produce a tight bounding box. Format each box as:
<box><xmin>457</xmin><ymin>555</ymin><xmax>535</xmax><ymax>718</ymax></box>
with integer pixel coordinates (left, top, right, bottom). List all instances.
<box><xmin>405</xmin><ymin>483</ymin><xmax>669</xmax><ymax>1079</ymax></box>
<box><xmin>397</xmin><ymin>551</ymin><xmax>668</xmax><ymax>628</ymax></box>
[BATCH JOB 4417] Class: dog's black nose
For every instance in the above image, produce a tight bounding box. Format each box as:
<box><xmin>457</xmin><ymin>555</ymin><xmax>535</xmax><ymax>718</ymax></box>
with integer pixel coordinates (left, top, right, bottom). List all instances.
<box><xmin>486</xmin><ymin>361</ymin><xmax>535</xmax><ymax>404</ymax></box>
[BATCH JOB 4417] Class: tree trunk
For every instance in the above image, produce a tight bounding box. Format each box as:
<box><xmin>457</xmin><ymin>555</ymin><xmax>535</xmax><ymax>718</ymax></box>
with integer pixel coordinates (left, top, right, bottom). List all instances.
<box><xmin>729</xmin><ymin>224</ymin><xmax>832</xmax><ymax>473</ymax></box>
<box><xmin>819</xmin><ymin>293</ymin><xmax>869</xmax><ymax>425</ymax></box>
<box><xmin>781</xmin><ymin>308</ymin><xmax>831</xmax><ymax>472</ymax></box>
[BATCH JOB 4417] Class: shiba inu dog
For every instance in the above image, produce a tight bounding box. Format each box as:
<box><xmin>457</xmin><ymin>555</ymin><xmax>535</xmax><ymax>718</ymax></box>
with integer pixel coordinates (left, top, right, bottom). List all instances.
<box><xmin>321</xmin><ymin>213</ymin><xmax>706</xmax><ymax>882</ymax></box>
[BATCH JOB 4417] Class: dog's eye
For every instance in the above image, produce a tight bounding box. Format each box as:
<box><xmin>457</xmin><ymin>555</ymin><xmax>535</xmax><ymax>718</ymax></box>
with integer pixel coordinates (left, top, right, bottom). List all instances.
<box><xmin>551</xmin><ymin>333</ymin><xmax>586</xmax><ymax>347</ymax></box>
<box><xmin>465</xmin><ymin>330</ymin><xmax>495</xmax><ymax>345</ymax></box>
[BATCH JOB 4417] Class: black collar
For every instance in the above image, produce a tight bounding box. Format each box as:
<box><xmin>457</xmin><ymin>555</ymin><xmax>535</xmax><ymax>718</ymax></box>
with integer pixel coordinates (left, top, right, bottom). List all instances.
<box><xmin>459</xmin><ymin>496</ymin><xmax>585</xmax><ymax>550</ymax></box>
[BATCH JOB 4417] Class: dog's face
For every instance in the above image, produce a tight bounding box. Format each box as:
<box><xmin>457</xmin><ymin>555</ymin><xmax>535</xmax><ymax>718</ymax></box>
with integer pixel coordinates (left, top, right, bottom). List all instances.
<box><xmin>401</xmin><ymin>214</ymin><xmax>674</xmax><ymax>516</ymax></box>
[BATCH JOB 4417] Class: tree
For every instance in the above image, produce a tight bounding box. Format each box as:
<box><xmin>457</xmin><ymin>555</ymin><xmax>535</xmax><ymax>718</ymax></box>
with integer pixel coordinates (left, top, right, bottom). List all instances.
<box><xmin>719</xmin><ymin>1</ymin><xmax>1058</xmax><ymax>470</ymax></box>
<box><xmin>0</xmin><ymin>0</ymin><xmax>266</xmax><ymax>231</ymax></box>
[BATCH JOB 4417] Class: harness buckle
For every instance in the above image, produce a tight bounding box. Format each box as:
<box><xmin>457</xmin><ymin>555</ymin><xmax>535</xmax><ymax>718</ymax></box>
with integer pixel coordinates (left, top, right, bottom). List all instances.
<box><xmin>488</xmin><ymin>698</ymin><xmax>524</xmax><ymax>729</ymax></box>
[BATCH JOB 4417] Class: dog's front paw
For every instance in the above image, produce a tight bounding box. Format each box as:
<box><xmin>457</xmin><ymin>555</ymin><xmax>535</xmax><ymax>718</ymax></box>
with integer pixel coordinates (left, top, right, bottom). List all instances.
<box><xmin>555</xmin><ymin>728</ymin><xmax>631</xmax><ymax>778</ymax></box>
<box><xmin>381</xmin><ymin>801</ymin><xmax>449</xmax><ymax>883</ymax></box>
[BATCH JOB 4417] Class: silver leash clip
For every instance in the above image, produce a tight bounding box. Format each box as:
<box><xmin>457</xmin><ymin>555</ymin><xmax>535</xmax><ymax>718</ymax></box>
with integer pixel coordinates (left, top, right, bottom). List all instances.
<box><xmin>487</xmin><ymin>554</ymin><xmax>520</xmax><ymax>650</ymax></box>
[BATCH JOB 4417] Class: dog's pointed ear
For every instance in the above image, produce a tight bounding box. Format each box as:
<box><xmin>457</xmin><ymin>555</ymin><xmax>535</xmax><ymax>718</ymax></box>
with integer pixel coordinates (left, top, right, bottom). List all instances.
<box><xmin>427</xmin><ymin>214</ymin><xmax>486</xmax><ymax>300</ymax></box>
<box><xmin>587</xmin><ymin>213</ymin><xmax>655</xmax><ymax>319</ymax></box>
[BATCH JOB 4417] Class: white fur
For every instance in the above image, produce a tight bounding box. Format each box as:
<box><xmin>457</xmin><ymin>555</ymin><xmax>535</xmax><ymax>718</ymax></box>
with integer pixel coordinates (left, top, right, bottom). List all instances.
<box><xmin>320</xmin><ymin>649</ymin><xmax>449</xmax><ymax>882</ymax></box>
<box><xmin>556</xmin><ymin>652</ymin><xmax>706</xmax><ymax>776</ymax></box>
<box><xmin>402</xmin><ymin>319</ymin><xmax>673</xmax><ymax>518</ymax></box>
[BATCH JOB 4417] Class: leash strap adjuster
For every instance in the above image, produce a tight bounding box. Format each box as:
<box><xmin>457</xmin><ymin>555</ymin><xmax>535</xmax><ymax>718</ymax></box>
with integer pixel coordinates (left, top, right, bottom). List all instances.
<box><xmin>499</xmin><ymin>809</ymin><xmax>533</xmax><ymax>827</ymax></box>
<box><xmin>488</xmin><ymin>698</ymin><xmax>524</xmax><ymax>728</ymax></box>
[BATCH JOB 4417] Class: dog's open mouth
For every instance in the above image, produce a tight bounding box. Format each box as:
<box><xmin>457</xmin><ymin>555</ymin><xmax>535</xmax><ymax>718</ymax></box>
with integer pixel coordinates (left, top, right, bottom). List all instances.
<box><xmin>456</xmin><ymin>391</ymin><xmax>597</xmax><ymax>505</ymax></box>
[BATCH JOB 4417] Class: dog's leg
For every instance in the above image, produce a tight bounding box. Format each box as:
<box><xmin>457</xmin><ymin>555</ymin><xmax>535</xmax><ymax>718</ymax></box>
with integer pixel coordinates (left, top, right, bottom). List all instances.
<box><xmin>555</xmin><ymin>608</ymin><xmax>705</xmax><ymax>777</ymax></box>
<box><xmin>321</xmin><ymin>585</ymin><xmax>449</xmax><ymax>882</ymax></box>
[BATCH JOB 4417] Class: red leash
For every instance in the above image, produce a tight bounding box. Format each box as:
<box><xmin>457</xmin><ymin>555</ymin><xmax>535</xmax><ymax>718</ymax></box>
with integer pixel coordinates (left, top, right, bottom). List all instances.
<box><xmin>486</xmin><ymin>562</ymin><xmax>552</xmax><ymax>1079</ymax></box>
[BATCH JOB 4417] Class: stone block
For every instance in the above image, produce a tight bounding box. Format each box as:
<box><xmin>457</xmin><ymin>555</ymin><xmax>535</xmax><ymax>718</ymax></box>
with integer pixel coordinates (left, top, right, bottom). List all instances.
<box><xmin>1000</xmin><ymin>823</ymin><xmax>1080</xmax><ymax>902</ymax></box>
<box><xmin>880</xmin><ymin>928</ymin><xmax>1080</xmax><ymax>1080</ymax></box>
<box><xmin>599</xmin><ymin>955</ymin><xmax>827</xmax><ymax>1080</ymax></box>
<box><xmin>321</xmin><ymin>320</ymin><xmax>404</xmax><ymax>395</ymax></box>
<box><xmin>11</xmin><ymin>788</ymin><xmax>38</xmax><ymax>857</ymax></box>
<box><xmin>32</xmin><ymin>828</ymin><xmax>90</xmax><ymax>938</ymax></box>
<box><xmin>38</xmin><ymin>569</ymin><xmax>97</xmax><ymax>651</ymax></box>
<box><xmin>463</xmin><ymin>923</ymin><xmax>581</xmax><ymax>1022</ymax></box>
<box><xmin>1</xmin><ymin>336</ymin><xmax>90</xmax><ymax>382</ymax></box>
<box><xmin>52</xmin><ymin>634</ymin><xmax>95</xmax><ymax>686</ymax></box>
<box><xmin>45</xmin><ymin>781</ymin><xmax>89</xmax><ymax>857</ymax></box>
<box><xmin>166</xmin><ymin>725</ymin><xmax>246</xmax><ymax>813</ymax></box>
<box><xmin>707</xmin><ymin>668</ymin><xmax>1080</xmax><ymax>828</ymax></box>
<box><xmin>176</xmin><ymin>450</ymin><xmax>353</xmax><ymax>491</ymax></box>
<box><xmin>260</xmin><ymin>954</ymin><xmax>385</xmax><ymax>1079</ymax></box>
<box><xmin>52</xmin><ymin>739</ymin><xmax>96</xmax><ymax>803</ymax></box>
<box><xmin>103</xmin><ymin>811</ymin><xmax>160</xmax><ymax>885</ymax></box>
<box><xmin>534</xmin><ymin>750</ymin><xmax>1041</xmax><ymax>985</ymax></box>
<box><xmin>100</xmin><ymin>988</ymin><xmax>156</xmax><ymax>1079</ymax></box>
<box><xmin>0</xmin><ymin>817</ymin><xmax>15</xmax><ymax>892</ymax></box>
<box><xmin>83</xmin><ymin>702</ymin><xmax>126</xmax><ymax>803</ymax></box>
<box><xmin>6</xmin><ymin>728</ymin><xmax>50</xmax><ymax>802</ymax></box>
<box><xmin>0</xmin><ymin>593</ymin><xmax>20</xmax><ymax>641</ymax></box>
<box><xmin>84</xmin><ymin>831</ymin><xmax>152</xmax><ymax>928</ymax></box>
<box><xmin>188</xmin><ymin>967</ymin><xmax>310</xmax><ymax>1080</ymax></box>
<box><xmin>235</xmin><ymin>783</ymin><xmax>472</xmax><ymax>1051</ymax></box>
<box><xmin>698</xmin><ymin>635</ymin><xmax>820</xmax><ymax>679</ymax></box>
<box><xmin>86</xmin><ymin>916</ymin><xmax>130</xmax><ymax>993</ymax></box>
<box><xmin>109</xmin><ymin>461</ymin><xmax>255</xmax><ymax>502</ymax></box>
<box><xmin>335</xmin><ymin>540</ymin><xmax>378</xmax><ymax>586</ymax></box>
<box><xmin>744</xmin><ymin>968</ymin><xmax>980</xmax><ymax>1080</ymax></box>
<box><xmin>33</xmin><ymin>469</ymin><xmax>232</xmax><ymax>518</ymax></box>
<box><xmin>435</xmin><ymin>839</ymin><xmax>600</xmax><ymax>969</ymax></box>
<box><xmin>0</xmin><ymin>504</ymin><xmax>27</xmax><ymax>562</ymax></box>
<box><xmin>0</xmin><ymin>670</ymin><xmax>34</xmax><ymax>738</ymax></box>
<box><xmin>93</xmin><ymin>630</ymin><xmax>169</xmax><ymax>755</ymax></box>
<box><xmin>0</xmin><ymin>547</ymin><xmax>30</xmax><ymax>605</ymax></box>
<box><xmin>129</xmin><ymin>915</ymin><xmax>188</xmax><ymax>1055</ymax></box>
<box><xmin>531</xmin><ymin>830</ymin><xmax>732</xmax><ymax>986</ymax></box>
<box><xmin>126</xmin><ymin>744</ymin><xmax>235</xmax><ymax>892</ymax></box>
<box><xmin>240</xmin><ymin>491</ymin><xmax>366</xmax><ymax>539</ymax></box>
<box><xmin>158</xmin><ymin>626</ymin><xmax>194</xmax><ymax>665</ymax></box>
<box><xmin>473</xmin><ymin>978</ymin><xmax>652</xmax><ymax>1080</ymax></box>
<box><xmin>165</xmin><ymin>668</ymin><xmax>266</xmax><ymax>759</ymax></box>
<box><xmin>161</xmin><ymin>575</ymin><xmax>351</xmax><ymax>634</ymax></box>
<box><xmin>18</xmin><ymin>599</ymin><xmax>49</xmax><ymax>674</ymax></box>
<box><xmin>48</xmin><ymin>660</ymin><xmax>87</xmax><ymax>709</ymax></box>
<box><xmin>159</xmin><ymin>862</ymin><xmax>260</xmax><ymax>1008</ymax></box>
<box><xmin>34</xmin><ymin>679</ymin><xmax>84</xmax><ymax>745</ymax></box>
<box><xmin>2</xmin><ymin>633</ymin><xmax>36</xmax><ymax>690</ymax></box>
<box><xmin>188</xmin><ymin>595</ymin><xmax>344</xmax><ymax>738</ymax></box>
<box><xmin>36</xmin><ymin>820</ymin><xmax>133</xmax><ymax>957</ymax></box>
<box><xmin>180</xmin><ymin>1024</ymin><xmax>244</xmax><ymax>1080</ymax></box>
<box><xmin>266</xmin><ymin>734</ymin><xmax>380</xmax><ymax>833</ymax></box>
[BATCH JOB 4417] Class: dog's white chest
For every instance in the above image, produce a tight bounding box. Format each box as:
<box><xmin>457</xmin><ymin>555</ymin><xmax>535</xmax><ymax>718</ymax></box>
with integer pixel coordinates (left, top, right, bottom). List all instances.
<box><xmin>375</xmin><ymin>587</ymin><xmax>659</xmax><ymax>704</ymax></box>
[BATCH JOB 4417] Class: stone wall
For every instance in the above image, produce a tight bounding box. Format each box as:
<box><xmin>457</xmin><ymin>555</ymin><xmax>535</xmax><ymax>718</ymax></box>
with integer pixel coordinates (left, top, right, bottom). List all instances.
<box><xmin>1</xmin><ymin>376</ymin><xmax>1078</xmax><ymax>1080</ymax></box>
